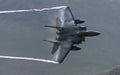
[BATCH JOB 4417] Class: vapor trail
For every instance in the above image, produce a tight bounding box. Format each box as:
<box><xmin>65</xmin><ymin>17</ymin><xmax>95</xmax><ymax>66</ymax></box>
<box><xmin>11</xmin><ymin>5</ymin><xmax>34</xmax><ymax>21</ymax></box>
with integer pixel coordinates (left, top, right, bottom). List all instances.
<box><xmin>0</xmin><ymin>6</ymin><xmax>66</xmax><ymax>14</ymax></box>
<box><xmin>0</xmin><ymin>55</ymin><xmax>58</xmax><ymax>64</ymax></box>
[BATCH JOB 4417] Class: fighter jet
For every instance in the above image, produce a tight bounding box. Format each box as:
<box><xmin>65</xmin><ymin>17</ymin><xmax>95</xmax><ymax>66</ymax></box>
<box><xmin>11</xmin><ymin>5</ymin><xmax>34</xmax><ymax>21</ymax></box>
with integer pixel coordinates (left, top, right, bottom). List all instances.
<box><xmin>44</xmin><ymin>6</ymin><xmax>100</xmax><ymax>64</ymax></box>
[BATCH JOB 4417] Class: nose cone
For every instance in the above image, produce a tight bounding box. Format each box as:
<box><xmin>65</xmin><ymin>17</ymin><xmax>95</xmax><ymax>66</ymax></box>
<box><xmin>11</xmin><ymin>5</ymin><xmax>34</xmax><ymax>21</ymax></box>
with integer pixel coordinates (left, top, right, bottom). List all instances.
<box><xmin>95</xmin><ymin>31</ymin><xmax>101</xmax><ymax>36</ymax></box>
<box><xmin>88</xmin><ymin>31</ymin><xmax>100</xmax><ymax>36</ymax></box>
<box><xmin>78</xmin><ymin>31</ymin><xmax>100</xmax><ymax>37</ymax></box>
<box><xmin>91</xmin><ymin>31</ymin><xmax>100</xmax><ymax>36</ymax></box>
<box><xmin>86</xmin><ymin>31</ymin><xmax>100</xmax><ymax>36</ymax></box>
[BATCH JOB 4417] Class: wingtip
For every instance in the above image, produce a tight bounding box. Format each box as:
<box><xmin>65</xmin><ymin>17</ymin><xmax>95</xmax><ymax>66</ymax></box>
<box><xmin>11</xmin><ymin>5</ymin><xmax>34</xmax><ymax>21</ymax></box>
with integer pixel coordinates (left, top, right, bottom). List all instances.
<box><xmin>55</xmin><ymin>62</ymin><xmax>60</xmax><ymax>64</ymax></box>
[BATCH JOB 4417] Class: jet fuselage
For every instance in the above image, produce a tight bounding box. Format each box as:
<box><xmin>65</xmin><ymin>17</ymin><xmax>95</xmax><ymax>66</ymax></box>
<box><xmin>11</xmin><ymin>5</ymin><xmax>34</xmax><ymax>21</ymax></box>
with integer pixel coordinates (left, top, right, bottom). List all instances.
<box><xmin>57</xmin><ymin>25</ymin><xmax>100</xmax><ymax>44</ymax></box>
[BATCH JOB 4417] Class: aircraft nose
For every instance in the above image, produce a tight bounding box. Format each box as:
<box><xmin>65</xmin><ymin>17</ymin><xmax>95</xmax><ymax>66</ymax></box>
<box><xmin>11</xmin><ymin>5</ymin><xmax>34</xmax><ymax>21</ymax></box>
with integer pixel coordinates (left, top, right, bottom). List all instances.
<box><xmin>90</xmin><ymin>31</ymin><xmax>100</xmax><ymax>36</ymax></box>
<box><xmin>94</xmin><ymin>31</ymin><xmax>100</xmax><ymax>36</ymax></box>
<box><xmin>78</xmin><ymin>31</ymin><xmax>100</xmax><ymax>37</ymax></box>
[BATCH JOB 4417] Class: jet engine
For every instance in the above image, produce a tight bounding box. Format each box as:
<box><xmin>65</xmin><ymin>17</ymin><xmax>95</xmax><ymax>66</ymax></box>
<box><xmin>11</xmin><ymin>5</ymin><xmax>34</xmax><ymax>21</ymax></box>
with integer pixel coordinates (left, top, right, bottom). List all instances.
<box><xmin>70</xmin><ymin>46</ymin><xmax>81</xmax><ymax>51</ymax></box>
<box><xmin>79</xmin><ymin>26</ymin><xmax>87</xmax><ymax>31</ymax></box>
<box><xmin>75</xmin><ymin>19</ymin><xmax>85</xmax><ymax>24</ymax></box>
<box><xmin>81</xmin><ymin>37</ymin><xmax>85</xmax><ymax>41</ymax></box>
<box><xmin>56</xmin><ymin>29</ymin><xmax>67</xmax><ymax>35</ymax></box>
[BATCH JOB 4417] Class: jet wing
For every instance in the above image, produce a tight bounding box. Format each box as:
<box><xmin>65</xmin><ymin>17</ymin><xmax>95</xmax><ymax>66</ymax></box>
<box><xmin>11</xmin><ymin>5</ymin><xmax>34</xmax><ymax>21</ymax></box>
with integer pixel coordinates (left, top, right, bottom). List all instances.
<box><xmin>53</xmin><ymin>40</ymin><xmax>73</xmax><ymax>64</ymax></box>
<box><xmin>60</xmin><ymin>6</ymin><xmax>76</xmax><ymax>27</ymax></box>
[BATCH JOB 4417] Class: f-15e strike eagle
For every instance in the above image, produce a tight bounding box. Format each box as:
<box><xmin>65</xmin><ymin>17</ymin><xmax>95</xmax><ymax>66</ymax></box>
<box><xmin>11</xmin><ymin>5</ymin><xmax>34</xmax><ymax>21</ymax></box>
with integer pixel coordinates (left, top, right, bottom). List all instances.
<box><xmin>44</xmin><ymin>6</ymin><xmax>100</xmax><ymax>64</ymax></box>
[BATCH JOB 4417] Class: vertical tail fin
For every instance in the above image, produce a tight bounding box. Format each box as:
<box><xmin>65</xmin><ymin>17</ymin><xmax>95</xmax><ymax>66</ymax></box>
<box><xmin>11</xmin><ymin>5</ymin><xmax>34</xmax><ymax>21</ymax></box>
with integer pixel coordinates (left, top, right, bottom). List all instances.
<box><xmin>56</xmin><ymin>17</ymin><xmax>62</xmax><ymax>27</ymax></box>
<box><xmin>52</xmin><ymin>43</ymin><xmax>59</xmax><ymax>54</ymax></box>
<box><xmin>44</xmin><ymin>17</ymin><xmax>62</xmax><ymax>30</ymax></box>
<box><xmin>43</xmin><ymin>39</ymin><xmax>60</xmax><ymax>54</ymax></box>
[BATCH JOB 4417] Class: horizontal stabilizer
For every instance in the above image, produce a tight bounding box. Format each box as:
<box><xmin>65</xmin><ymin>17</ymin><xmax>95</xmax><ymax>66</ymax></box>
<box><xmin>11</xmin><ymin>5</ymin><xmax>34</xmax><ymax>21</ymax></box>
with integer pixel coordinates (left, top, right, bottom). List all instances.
<box><xmin>44</xmin><ymin>39</ymin><xmax>59</xmax><ymax>44</ymax></box>
<box><xmin>44</xmin><ymin>25</ymin><xmax>61</xmax><ymax>30</ymax></box>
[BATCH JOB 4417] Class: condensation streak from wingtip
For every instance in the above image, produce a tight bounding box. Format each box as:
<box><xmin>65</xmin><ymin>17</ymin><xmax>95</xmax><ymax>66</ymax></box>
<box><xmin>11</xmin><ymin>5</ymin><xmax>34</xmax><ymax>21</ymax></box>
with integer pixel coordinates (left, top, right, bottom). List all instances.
<box><xmin>0</xmin><ymin>6</ymin><xmax>68</xmax><ymax>64</ymax></box>
<box><xmin>0</xmin><ymin>6</ymin><xmax>67</xmax><ymax>14</ymax></box>
<box><xmin>0</xmin><ymin>55</ymin><xmax>59</xmax><ymax>64</ymax></box>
